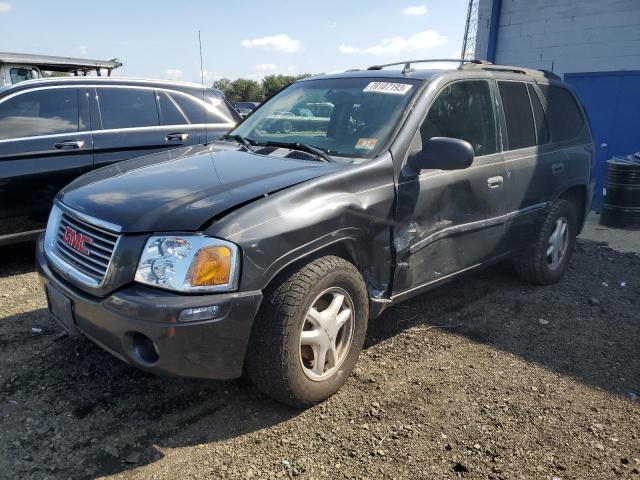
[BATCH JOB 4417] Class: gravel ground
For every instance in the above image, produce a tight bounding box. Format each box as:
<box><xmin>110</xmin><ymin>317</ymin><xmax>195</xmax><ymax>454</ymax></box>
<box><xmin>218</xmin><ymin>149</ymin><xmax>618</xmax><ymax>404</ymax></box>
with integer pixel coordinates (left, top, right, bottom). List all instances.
<box><xmin>0</xmin><ymin>239</ymin><xmax>638</xmax><ymax>480</ymax></box>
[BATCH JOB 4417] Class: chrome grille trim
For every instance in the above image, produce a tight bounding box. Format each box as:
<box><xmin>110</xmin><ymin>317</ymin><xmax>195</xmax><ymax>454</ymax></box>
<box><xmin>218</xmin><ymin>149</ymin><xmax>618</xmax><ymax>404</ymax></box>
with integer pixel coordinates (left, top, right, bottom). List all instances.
<box><xmin>44</xmin><ymin>201</ymin><xmax>122</xmax><ymax>288</ymax></box>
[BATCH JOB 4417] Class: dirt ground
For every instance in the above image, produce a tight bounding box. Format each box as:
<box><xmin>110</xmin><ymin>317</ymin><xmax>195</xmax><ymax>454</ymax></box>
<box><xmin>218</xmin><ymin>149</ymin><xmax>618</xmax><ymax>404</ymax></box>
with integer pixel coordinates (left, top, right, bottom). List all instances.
<box><xmin>0</xmin><ymin>238</ymin><xmax>638</xmax><ymax>480</ymax></box>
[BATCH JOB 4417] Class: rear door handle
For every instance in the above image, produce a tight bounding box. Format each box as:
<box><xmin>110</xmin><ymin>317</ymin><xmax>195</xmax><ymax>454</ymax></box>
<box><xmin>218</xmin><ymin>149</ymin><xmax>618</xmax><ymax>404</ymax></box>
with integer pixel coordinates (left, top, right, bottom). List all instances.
<box><xmin>165</xmin><ymin>132</ymin><xmax>189</xmax><ymax>142</ymax></box>
<box><xmin>552</xmin><ymin>162</ymin><xmax>565</xmax><ymax>174</ymax></box>
<box><xmin>54</xmin><ymin>140</ymin><xmax>85</xmax><ymax>150</ymax></box>
<box><xmin>487</xmin><ymin>176</ymin><xmax>504</xmax><ymax>189</ymax></box>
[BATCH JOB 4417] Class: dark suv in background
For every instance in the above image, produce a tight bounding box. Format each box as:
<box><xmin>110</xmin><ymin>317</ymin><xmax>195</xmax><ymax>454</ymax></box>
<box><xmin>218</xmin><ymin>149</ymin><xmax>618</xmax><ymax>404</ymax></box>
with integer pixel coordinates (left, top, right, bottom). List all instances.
<box><xmin>0</xmin><ymin>78</ymin><xmax>239</xmax><ymax>245</ymax></box>
<box><xmin>36</xmin><ymin>59</ymin><xmax>594</xmax><ymax>406</ymax></box>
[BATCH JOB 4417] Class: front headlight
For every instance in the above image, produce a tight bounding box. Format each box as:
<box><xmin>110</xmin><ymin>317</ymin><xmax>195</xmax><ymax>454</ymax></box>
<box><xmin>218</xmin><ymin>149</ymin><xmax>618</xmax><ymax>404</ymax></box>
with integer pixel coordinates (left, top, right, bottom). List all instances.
<box><xmin>134</xmin><ymin>235</ymin><xmax>240</xmax><ymax>293</ymax></box>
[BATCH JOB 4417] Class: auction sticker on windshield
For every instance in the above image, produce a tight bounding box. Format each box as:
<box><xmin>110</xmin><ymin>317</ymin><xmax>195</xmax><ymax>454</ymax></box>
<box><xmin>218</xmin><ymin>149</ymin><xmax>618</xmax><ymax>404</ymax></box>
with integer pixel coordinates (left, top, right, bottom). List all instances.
<box><xmin>363</xmin><ymin>82</ymin><xmax>412</xmax><ymax>95</ymax></box>
<box><xmin>355</xmin><ymin>138</ymin><xmax>378</xmax><ymax>150</ymax></box>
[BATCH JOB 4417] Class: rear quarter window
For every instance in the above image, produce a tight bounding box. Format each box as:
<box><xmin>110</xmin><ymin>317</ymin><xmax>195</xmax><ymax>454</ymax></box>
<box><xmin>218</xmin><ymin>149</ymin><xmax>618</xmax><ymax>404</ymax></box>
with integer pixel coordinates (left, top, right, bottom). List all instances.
<box><xmin>166</xmin><ymin>91</ymin><xmax>236</xmax><ymax>125</ymax></box>
<box><xmin>539</xmin><ymin>85</ymin><xmax>585</xmax><ymax>143</ymax></box>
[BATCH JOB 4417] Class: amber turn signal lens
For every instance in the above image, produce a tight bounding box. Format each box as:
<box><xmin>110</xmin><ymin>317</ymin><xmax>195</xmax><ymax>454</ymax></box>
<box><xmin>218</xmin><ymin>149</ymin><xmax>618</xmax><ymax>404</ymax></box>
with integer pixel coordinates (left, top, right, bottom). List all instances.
<box><xmin>188</xmin><ymin>246</ymin><xmax>232</xmax><ymax>286</ymax></box>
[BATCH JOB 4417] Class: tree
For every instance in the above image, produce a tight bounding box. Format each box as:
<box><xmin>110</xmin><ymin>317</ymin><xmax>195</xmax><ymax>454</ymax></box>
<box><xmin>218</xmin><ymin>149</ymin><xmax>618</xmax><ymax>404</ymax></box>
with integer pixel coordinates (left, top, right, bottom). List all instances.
<box><xmin>212</xmin><ymin>78</ymin><xmax>233</xmax><ymax>97</ymax></box>
<box><xmin>230</xmin><ymin>78</ymin><xmax>264</xmax><ymax>103</ymax></box>
<box><xmin>213</xmin><ymin>78</ymin><xmax>263</xmax><ymax>103</ymax></box>
<box><xmin>261</xmin><ymin>74</ymin><xmax>312</xmax><ymax>100</ymax></box>
<box><xmin>213</xmin><ymin>73</ymin><xmax>314</xmax><ymax>104</ymax></box>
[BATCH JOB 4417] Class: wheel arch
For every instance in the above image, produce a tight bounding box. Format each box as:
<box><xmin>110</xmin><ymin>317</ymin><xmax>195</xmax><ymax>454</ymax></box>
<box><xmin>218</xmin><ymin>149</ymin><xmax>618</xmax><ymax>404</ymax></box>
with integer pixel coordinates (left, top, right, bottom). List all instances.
<box><xmin>557</xmin><ymin>183</ymin><xmax>588</xmax><ymax>233</ymax></box>
<box><xmin>261</xmin><ymin>236</ymin><xmax>363</xmax><ymax>293</ymax></box>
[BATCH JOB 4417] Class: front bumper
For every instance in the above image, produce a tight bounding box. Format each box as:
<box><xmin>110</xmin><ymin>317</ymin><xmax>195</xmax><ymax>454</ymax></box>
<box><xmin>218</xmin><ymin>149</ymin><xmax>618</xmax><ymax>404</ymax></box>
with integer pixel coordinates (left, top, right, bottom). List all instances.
<box><xmin>36</xmin><ymin>235</ymin><xmax>262</xmax><ymax>379</ymax></box>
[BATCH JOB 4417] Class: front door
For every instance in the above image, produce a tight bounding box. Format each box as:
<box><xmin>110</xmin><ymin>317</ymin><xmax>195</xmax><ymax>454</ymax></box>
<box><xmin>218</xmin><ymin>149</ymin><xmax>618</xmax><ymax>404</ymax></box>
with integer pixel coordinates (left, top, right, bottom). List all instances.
<box><xmin>0</xmin><ymin>86</ymin><xmax>93</xmax><ymax>241</ymax></box>
<box><xmin>392</xmin><ymin>79</ymin><xmax>508</xmax><ymax>296</ymax></box>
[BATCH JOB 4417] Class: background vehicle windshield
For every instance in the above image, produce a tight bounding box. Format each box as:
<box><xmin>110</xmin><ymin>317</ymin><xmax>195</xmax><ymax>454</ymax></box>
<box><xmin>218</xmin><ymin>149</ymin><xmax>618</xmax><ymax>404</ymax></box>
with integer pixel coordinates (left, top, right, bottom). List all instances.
<box><xmin>231</xmin><ymin>77</ymin><xmax>421</xmax><ymax>159</ymax></box>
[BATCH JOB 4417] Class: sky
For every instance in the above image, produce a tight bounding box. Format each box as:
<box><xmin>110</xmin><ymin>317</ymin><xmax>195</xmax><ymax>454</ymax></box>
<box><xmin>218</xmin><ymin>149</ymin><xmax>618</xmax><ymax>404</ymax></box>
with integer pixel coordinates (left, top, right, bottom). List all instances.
<box><xmin>0</xmin><ymin>0</ymin><xmax>469</xmax><ymax>83</ymax></box>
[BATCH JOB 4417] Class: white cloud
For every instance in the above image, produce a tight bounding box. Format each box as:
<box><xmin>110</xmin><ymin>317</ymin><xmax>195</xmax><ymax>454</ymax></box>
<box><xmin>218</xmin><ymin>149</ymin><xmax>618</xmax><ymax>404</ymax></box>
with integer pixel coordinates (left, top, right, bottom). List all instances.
<box><xmin>255</xmin><ymin>63</ymin><xmax>277</xmax><ymax>72</ymax></box>
<box><xmin>241</xmin><ymin>34</ymin><xmax>301</xmax><ymax>53</ymax></box>
<box><xmin>339</xmin><ymin>29</ymin><xmax>447</xmax><ymax>56</ymax></box>
<box><xmin>74</xmin><ymin>45</ymin><xmax>88</xmax><ymax>55</ymax></box>
<box><xmin>163</xmin><ymin>68</ymin><xmax>183</xmax><ymax>80</ymax></box>
<box><xmin>402</xmin><ymin>5</ymin><xmax>427</xmax><ymax>16</ymax></box>
<box><xmin>202</xmin><ymin>70</ymin><xmax>220</xmax><ymax>83</ymax></box>
<box><xmin>0</xmin><ymin>2</ymin><xmax>11</xmax><ymax>13</ymax></box>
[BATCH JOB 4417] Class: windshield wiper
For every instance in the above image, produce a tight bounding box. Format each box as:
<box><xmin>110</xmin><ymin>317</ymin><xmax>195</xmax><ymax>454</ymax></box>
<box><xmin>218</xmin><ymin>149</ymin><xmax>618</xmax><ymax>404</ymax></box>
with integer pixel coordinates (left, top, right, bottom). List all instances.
<box><xmin>222</xmin><ymin>134</ymin><xmax>254</xmax><ymax>152</ymax></box>
<box><xmin>258</xmin><ymin>141</ymin><xmax>335</xmax><ymax>163</ymax></box>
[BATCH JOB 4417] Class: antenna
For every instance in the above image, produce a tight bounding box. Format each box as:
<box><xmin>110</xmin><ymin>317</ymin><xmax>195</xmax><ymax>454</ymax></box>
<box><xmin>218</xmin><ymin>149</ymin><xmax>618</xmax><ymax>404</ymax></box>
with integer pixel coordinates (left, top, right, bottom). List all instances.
<box><xmin>198</xmin><ymin>30</ymin><xmax>208</xmax><ymax>144</ymax></box>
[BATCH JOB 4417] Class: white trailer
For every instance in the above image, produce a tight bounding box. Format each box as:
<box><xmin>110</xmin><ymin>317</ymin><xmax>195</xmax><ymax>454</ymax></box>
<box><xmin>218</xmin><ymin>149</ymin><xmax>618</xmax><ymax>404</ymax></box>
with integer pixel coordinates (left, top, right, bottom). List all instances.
<box><xmin>0</xmin><ymin>52</ymin><xmax>122</xmax><ymax>86</ymax></box>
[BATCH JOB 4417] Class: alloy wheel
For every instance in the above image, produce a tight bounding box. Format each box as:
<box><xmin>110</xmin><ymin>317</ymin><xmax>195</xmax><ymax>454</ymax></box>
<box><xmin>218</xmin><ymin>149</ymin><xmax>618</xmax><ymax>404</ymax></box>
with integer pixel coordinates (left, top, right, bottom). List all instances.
<box><xmin>299</xmin><ymin>287</ymin><xmax>355</xmax><ymax>381</ymax></box>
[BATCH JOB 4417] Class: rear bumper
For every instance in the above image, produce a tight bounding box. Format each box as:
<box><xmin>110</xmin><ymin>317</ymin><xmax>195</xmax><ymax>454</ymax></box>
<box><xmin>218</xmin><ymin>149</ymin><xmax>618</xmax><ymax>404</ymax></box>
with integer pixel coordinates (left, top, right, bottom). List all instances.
<box><xmin>36</xmin><ymin>235</ymin><xmax>262</xmax><ymax>379</ymax></box>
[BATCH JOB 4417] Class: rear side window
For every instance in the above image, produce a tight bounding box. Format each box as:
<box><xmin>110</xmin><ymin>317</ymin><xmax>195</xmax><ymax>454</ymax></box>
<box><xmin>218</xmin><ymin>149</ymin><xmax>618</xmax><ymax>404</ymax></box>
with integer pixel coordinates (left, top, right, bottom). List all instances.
<box><xmin>97</xmin><ymin>88</ymin><xmax>159</xmax><ymax>129</ymax></box>
<box><xmin>527</xmin><ymin>84</ymin><xmax>550</xmax><ymax>145</ymax></box>
<box><xmin>498</xmin><ymin>81</ymin><xmax>536</xmax><ymax>150</ymax></box>
<box><xmin>421</xmin><ymin>80</ymin><xmax>498</xmax><ymax>157</ymax></box>
<box><xmin>0</xmin><ymin>88</ymin><xmax>78</xmax><ymax>140</ymax></box>
<box><xmin>158</xmin><ymin>91</ymin><xmax>189</xmax><ymax>125</ymax></box>
<box><xmin>539</xmin><ymin>85</ymin><xmax>585</xmax><ymax>142</ymax></box>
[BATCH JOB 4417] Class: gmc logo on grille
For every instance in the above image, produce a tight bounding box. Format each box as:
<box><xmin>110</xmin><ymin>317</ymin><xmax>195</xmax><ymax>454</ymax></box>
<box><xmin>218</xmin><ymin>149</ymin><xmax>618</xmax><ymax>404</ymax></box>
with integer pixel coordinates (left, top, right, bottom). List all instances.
<box><xmin>62</xmin><ymin>226</ymin><xmax>93</xmax><ymax>255</ymax></box>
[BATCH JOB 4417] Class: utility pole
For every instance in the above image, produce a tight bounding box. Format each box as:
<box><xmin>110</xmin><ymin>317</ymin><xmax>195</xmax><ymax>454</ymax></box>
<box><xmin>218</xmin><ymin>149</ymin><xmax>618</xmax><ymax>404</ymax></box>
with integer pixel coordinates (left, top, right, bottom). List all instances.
<box><xmin>461</xmin><ymin>0</ymin><xmax>479</xmax><ymax>59</ymax></box>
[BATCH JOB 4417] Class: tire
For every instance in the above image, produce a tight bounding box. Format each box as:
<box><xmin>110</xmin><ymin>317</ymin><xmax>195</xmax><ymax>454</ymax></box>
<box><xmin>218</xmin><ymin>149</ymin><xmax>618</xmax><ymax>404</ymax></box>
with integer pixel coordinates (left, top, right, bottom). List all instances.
<box><xmin>245</xmin><ymin>256</ymin><xmax>368</xmax><ymax>407</ymax></box>
<box><xmin>514</xmin><ymin>199</ymin><xmax>578</xmax><ymax>285</ymax></box>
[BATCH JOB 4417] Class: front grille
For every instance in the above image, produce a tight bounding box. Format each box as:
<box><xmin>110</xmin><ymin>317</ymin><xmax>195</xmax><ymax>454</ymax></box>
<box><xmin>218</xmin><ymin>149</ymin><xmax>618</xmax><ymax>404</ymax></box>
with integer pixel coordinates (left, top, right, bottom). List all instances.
<box><xmin>54</xmin><ymin>211</ymin><xmax>119</xmax><ymax>284</ymax></box>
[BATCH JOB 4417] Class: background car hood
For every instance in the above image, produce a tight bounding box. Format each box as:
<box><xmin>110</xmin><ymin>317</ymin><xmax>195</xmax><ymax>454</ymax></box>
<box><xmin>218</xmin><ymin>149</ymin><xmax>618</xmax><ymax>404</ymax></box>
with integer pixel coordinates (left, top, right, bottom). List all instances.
<box><xmin>59</xmin><ymin>144</ymin><xmax>343</xmax><ymax>233</ymax></box>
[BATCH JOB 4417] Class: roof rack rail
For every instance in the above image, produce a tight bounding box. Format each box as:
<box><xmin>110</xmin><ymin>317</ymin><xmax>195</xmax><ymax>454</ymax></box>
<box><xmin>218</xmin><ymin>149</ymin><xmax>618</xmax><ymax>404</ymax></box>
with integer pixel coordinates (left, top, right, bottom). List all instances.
<box><xmin>461</xmin><ymin>62</ymin><xmax>561</xmax><ymax>80</ymax></box>
<box><xmin>367</xmin><ymin>58</ymin><xmax>490</xmax><ymax>73</ymax></box>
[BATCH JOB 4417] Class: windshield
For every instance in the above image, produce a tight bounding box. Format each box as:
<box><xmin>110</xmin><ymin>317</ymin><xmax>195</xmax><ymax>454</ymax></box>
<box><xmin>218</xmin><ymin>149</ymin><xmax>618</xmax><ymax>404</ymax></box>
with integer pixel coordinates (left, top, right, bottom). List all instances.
<box><xmin>231</xmin><ymin>77</ymin><xmax>421</xmax><ymax>159</ymax></box>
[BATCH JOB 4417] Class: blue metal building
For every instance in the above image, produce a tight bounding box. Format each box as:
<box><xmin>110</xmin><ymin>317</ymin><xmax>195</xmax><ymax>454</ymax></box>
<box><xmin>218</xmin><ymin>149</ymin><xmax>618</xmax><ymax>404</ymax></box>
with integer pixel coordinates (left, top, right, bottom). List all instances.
<box><xmin>474</xmin><ymin>0</ymin><xmax>640</xmax><ymax>210</ymax></box>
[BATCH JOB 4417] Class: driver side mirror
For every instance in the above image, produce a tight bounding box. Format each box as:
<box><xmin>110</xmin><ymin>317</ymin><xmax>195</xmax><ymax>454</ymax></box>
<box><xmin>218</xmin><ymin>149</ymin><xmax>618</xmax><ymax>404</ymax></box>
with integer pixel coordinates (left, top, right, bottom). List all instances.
<box><xmin>409</xmin><ymin>137</ymin><xmax>474</xmax><ymax>171</ymax></box>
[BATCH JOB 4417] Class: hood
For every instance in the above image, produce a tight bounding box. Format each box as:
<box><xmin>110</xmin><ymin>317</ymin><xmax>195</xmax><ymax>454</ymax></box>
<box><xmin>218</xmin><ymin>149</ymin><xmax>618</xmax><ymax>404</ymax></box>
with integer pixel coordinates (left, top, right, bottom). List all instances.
<box><xmin>59</xmin><ymin>144</ymin><xmax>343</xmax><ymax>232</ymax></box>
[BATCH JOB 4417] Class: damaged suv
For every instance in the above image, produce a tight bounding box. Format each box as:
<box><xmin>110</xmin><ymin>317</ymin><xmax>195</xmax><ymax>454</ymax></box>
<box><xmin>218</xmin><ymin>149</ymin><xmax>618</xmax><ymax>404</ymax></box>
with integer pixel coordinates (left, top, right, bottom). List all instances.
<box><xmin>37</xmin><ymin>60</ymin><xmax>594</xmax><ymax>406</ymax></box>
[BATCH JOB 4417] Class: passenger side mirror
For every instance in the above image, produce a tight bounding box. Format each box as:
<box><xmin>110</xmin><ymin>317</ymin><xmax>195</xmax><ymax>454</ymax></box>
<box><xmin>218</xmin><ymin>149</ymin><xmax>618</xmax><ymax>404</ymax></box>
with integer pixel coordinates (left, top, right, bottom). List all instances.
<box><xmin>409</xmin><ymin>137</ymin><xmax>474</xmax><ymax>171</ymax></box>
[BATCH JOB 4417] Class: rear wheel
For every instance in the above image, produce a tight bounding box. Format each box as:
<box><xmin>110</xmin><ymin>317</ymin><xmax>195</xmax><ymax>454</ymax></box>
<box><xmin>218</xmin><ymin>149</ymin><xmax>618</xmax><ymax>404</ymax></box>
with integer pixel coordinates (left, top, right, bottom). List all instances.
<box><xmin>245</xmin><ymin>256</ymin><xmax>368</xmax><ymax>407</ymax></box>
<box><xmin>515</xmin><ymin>199</ymin><xmax>577</xmax><ymax>285</ymax></box>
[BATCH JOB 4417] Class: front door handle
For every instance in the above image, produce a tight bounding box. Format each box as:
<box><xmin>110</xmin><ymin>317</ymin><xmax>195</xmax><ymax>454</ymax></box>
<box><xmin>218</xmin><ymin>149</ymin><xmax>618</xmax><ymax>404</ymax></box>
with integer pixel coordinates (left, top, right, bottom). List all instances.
<box><xmin>487</xmin><ymin>176</ymin><xmax>504</xmax><ymax>189</ymax></box>
<box><xmin>54</xmin><ymin>140</ymin><xmax>85</xmax><ymax>150</ymax></box>
<box><xmin>166</xmin><ymin>132</ymin><xmax>189</xmax><ymax>142</ymax></box>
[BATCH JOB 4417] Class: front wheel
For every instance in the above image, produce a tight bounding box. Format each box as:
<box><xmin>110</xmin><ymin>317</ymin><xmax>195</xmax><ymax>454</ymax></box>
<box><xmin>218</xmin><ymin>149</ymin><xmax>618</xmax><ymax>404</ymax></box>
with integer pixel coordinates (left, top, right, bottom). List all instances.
<box><xmin>514</xmin><ymin>199</ymin><xmax>578</xmax><ymax>285</ymax></box>
<box><xmin>245</xmin><ymin>256</ymin><xmax>368</xmax><ymax>407</ymax></box>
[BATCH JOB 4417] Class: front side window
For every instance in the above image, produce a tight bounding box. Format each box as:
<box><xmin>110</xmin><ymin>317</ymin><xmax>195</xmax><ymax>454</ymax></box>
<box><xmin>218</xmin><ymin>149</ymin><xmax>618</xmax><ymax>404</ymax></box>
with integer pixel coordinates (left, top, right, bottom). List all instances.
<box><xmin>540</xmin><ymin>85</ymin><xmax>585</xmax><ymax>143</ymax></box>
<box><xmin>420</xmin><ymin>80</ymin><xmax>498</xmax><ymax>157</ymax></box>
<box><xmin>0</xmin><ymin>88</ymin><xmax>79</xmax><ymax>140</ymax></box>
<box><xmin>498</xmin><ymin>81</ymin><xmax>536</xmax><ymax>150</ymax></box>
<box><xmin>97</xmin><ymin>88</ymin><xmax>159</xmax><ymax>130</ymax></box>
<box><xmin>231</xmin><ymin>77</ymin><xmax>421</xmax><ymax>159</ymax></box>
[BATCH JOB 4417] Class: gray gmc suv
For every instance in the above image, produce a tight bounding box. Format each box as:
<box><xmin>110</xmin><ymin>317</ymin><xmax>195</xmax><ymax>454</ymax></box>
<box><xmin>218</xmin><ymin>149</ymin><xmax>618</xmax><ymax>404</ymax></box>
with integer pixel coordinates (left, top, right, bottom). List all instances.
<box><xmin>36</xmin><ymin>59</ymin><xmax>595</xmax><ymax>406</ymax></box>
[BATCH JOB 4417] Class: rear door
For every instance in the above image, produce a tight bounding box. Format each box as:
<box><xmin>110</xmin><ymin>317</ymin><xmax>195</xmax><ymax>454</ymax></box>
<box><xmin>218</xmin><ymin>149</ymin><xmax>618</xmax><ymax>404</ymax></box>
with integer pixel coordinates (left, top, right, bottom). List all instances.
<box><xmin>156</xmin><ymin>89</ymin><xmax>207</xmax><ymax>146</ymax></box>
<box><xmin>0</xmin><ymin>86</ymin><xmax>93</xmax><ymax>241</ymax></box>
<box><xmin>91</xmin><ymin>86</ymin><xmax>190</xmax><ymax>168</ymax></box>
<box><xmin>499</xmin><ymin>80</ymin><xmax>572</xmax><ymax>245</ymax></box>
